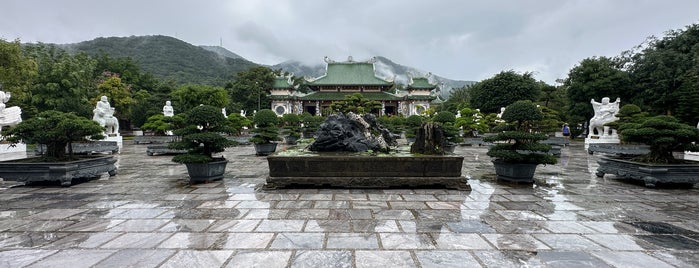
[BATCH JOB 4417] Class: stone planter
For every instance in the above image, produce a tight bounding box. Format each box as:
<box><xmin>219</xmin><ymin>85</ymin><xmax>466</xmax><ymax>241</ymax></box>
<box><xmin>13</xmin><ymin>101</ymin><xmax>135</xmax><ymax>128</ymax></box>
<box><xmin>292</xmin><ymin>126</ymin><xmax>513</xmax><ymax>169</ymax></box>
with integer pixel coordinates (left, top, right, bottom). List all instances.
<box><xmin>587</xmin><ymin>144</ymin><xmax>650</xmax><ymax>156</ymax></box>
<box><xmin>183</xmin><ymin>158</ymin><xmax>228</xmax><ymax>183</ymax></box>
<box><xmin>254</xmin><ymin>143</ymin><xmax>278</xmax><ymax>156</ymax></box>
<box><xmin>492</xmin><ymin>160</ymin><xmax>539</xmax><ymax>183</ymax></box>
<box><xmin>146</xmin><ymin>144</ymin><xmax>187</xmax><ymax>156</ymax></box>
<box><xmin>133</xmin><ymin>135</ymin><xmax>177</xmax><ymax>144</ymax></box>
<box><xmin>36</xmin><ymin>141</ymin><xmax>119</xmax><ymax>155</ymax></box>
<box><xmin>266</xmin><ymin>155</ymin><xmax>470</xmax><ymax>190</ymax></box>
<box><xmin>284</xmin><ymin>135</ymin><xmax>299</xmax><ymax>145</ymax></box>
<box><xmin>0</xmin><ymin>155</ymin><xmax>117</xmax><ymax>186</ymax></box>
<box><xmin>596</xmin><ymin>156</ymin><xmax>699</xmax><ymax>187</ymax></box>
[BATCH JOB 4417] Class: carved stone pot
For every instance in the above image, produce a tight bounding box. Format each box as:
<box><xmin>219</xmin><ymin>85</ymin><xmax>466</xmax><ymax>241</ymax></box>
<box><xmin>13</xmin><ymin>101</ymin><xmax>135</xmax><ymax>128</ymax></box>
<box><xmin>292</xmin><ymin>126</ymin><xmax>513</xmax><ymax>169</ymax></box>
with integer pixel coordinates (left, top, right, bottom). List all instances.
<box><xmin>596</xmin><ymin>157</ymin><xmax>699</xmax><ymax>187</ymax></box>
<box><xmin>183</xmin><ymin>158</ymin><xmax>228</xmax><ymax>184</ymax></box>
<box><xmin>284</xmin><ymin>136</ymin><xmax>299</xmax><ymax>145</ymax></box>
<box><xmin>0</xmin><ymin>155</ymin><xmax>117</xmax><ymax>186</ymax></box>
<box><xmin>254</xmin><ymin>143</ymin><xmax>278</xmax><ymax>156</ymax></box>
<box><xmin>492</xmin><ymin>160</ymin><xmax>538</xmax><ymax>183</ymax></box>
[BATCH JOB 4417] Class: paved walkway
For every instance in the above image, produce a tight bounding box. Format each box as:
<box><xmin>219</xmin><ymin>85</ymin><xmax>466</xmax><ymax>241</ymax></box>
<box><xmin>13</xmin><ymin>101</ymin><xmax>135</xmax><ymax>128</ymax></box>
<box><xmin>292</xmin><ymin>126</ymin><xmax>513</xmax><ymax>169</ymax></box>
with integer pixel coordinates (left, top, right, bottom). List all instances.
<box><xmin>1</xmin><ymin>141</ymin><xmax>698</xmax><ymax>267</ymax></box>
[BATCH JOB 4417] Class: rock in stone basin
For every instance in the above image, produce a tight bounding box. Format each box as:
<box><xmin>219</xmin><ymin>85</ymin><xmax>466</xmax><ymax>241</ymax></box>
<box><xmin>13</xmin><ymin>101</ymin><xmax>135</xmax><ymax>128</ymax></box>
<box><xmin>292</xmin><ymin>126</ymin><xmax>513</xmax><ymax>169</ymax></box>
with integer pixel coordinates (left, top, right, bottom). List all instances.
<box><xmin>308</xmin><ymin>113</ymin><xmax>396</xmax><ymax>153</ymax></box>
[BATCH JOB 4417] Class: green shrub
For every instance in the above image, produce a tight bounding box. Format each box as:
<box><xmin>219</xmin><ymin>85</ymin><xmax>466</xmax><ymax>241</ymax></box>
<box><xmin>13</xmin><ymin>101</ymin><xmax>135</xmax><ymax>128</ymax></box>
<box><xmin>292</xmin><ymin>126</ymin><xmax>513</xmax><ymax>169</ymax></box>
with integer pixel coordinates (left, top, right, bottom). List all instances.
<box><xmin>619</xmin><ymin>115</ymin><xmax>699</xmax><ymax>163</ymax></box>
<box><xmin>250</xmin><ymin>109</ymin><xmax>282</xmax><ymax>144</ymax></box>
<box><xmin>169</xmin><ymin>105</ymin><xmax>236</xmax><ymax>163</ymax></box>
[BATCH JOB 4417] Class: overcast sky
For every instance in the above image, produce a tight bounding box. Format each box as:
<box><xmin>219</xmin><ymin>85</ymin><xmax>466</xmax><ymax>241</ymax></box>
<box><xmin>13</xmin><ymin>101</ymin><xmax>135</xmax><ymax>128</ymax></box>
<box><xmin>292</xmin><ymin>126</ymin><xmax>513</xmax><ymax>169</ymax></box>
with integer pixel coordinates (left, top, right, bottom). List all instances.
<box><xmin>3</xmin><ymin>0</ymin><xmax>698</xmax><ymax>84</ymax></box>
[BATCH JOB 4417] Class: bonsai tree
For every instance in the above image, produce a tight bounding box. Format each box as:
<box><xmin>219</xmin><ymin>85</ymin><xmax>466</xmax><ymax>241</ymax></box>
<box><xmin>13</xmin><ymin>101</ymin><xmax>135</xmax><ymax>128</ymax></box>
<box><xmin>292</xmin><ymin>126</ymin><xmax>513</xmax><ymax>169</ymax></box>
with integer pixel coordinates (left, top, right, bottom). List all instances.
<box><xmin>405</xmin><ymin>114</ymin><xmax>424</xmax><ymax>140</ymax></box>
<box><xmin>226</xmin><ymin>113</ymin><xmax>252</xmax><ymax>136</ymax></box>
<box><xmin>432</xmin><ymin>111</ymin><xmax>464</xmax><ymax>144</ymax></box>
<box><xmin>300</xmin><ymin>112</ymin><xmax>322</xmax><ymax>137</ymax></box>
<box><xmin>455</xmin><ymin>107</ymin><xmax>489</xmax><ymax>137</ymax></box>
<box><xmin>618</xmin><ymin>115</ymin><xmax>699</xmax><ymax>163</ymax></box>
<box><xmin>250</xmin><ymin>109</ymin><xmax>282</xmax><ymax>144</ymax></box>
<box><xmin>141</xmin><ymin>114</ymin><xmax>183</xmax><ymax>135</ymax></box>
<box><xmin>484</xmin><ymin>100</ymin><xmax>557</xmax><ymax>165</ymax></box>
<box><xmin>1</xmin><ymin>111</ymin><xmax>105</xmax><ymax>161</ymax></box>
<box><xmin>281</xmin><ymin>113</ymin><xmax>301</xmax><ymax>143</ymax></box>
<box><xmin>169</xmin><ymin>105</ymin><xmax>236</xmax><ymax>163</ymax></box>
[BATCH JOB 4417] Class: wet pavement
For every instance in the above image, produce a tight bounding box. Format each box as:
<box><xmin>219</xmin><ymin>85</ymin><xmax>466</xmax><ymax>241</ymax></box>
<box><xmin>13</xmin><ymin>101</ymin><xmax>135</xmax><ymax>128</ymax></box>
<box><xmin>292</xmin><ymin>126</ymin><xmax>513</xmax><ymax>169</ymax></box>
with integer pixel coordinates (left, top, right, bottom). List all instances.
<box><xmin>1</xmin><ymin>141</ymin><xmax>698</xmax><ymax>267</ymax></box>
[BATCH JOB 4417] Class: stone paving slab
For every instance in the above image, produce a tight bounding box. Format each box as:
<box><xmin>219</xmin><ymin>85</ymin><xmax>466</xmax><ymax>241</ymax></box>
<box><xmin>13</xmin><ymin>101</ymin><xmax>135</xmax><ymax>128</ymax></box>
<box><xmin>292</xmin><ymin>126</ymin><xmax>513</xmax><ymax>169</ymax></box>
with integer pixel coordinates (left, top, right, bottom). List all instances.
<box><xmin>0</xmin><ymin>142</ymin><xmax>698</xmax><ymax>267</ymax></box>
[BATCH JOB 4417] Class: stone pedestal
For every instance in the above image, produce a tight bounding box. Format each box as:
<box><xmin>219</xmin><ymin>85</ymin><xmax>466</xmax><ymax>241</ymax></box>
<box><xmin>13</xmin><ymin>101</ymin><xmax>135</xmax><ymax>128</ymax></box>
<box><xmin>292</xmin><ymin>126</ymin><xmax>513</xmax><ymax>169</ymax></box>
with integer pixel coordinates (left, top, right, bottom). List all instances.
<box><xmin>0</xmin><ymin>143</ymin><xmax>27</xmax><ymax>161</ymax></box>
<box><xmin>584</xmin><ymin>136</ymin><xmax>620</xmax><ymax>150</ymax></box>
<box><xmin>685</xmin><ymin>151</ymin><xmax>699</xmax><ymax>162</ymax></box>
<box><xmin>104</xmin><ymin>135</ymin><xmax>123</xmax><ymax>149</ymax></box>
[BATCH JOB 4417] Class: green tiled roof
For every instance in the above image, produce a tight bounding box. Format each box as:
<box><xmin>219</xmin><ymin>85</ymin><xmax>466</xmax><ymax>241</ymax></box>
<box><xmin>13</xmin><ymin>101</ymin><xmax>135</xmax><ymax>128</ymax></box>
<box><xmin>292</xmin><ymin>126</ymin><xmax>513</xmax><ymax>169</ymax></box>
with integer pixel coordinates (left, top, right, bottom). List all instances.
<box><xmin>407</xmin><ymin>77</ymin><xmax>436</xmax><ymax>89</ymax></box>
<box><xmin>406</xmin><ymin>95</ymin><xmax>437</xmax><ymax>100</ymax></box>
<box><xmin>299</xmin><ymin>92</ymin><xmax>403</xmax><ymax>101</ymax></box>
<box><xmin>307</xmin><ymin>62</ymin><xmax>393</xmax><ymax>86</ymax></box>
<box><xmin>272</xmin><ymin>77</ymin><xmax>293</xmax><ymax>89</ymax></box>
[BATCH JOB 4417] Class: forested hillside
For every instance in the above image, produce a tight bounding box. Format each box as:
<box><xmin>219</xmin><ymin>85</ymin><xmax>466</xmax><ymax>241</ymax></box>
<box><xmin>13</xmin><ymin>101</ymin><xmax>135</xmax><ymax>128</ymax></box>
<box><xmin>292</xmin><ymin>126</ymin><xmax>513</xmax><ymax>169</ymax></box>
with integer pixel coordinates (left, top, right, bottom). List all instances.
<box><xmin>63</xmin><ymin>35</ymin><xmax>258</xmax><ymax>85</ymax></box>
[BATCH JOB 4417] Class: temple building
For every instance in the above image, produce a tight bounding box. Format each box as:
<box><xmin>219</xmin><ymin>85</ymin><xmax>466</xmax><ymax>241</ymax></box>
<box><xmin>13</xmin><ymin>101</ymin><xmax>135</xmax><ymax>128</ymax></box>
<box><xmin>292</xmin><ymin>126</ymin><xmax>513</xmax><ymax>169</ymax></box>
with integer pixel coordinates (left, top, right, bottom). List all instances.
<box><xmin>269</xmin><ymin>57</ymin><xmax>440</xmax><ymax>116</ymax></box>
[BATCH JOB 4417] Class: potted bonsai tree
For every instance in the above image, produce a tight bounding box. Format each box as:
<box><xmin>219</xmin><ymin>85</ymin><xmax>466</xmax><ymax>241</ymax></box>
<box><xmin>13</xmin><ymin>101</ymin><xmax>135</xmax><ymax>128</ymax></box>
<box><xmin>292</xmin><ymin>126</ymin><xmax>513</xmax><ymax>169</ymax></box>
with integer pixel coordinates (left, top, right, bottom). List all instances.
<box><xmin>432</xmin><ymin>111</ymin><xmax>463</xmax><ymax>153</ymax></box>
<box><xmin>300</xmin><ymin>112</ymin><xmax>321</xmax><ymax>138</ymax></box>
<box><xmin>281</xmin><ymin>113</ymin><xmax>301</xmax><ymax>145</ymax></box>
<box><xmin>405</xmin><ymin>114</ymin><xmax>423</xmax><ymax>144</ymax></box>
<box><xmin>169</xmin><ymin>105</ymin><xmax>236</xmax><ymax>183</ymax></box>
<box><xmin>596</xmin><ymin>115</ymin><xmax>699</xmax><ymax>187</ymax></box>
<box><xmin>251</xmin><ymin>109</ymin><xmax>282</xmax><ymax>156</ymax></box>
<box><xmin>483</xmin><ymin>100</ymin><xmax>557</xmax><ymax>183</ymax></box>
<box><xmin>0</xmin><ymin>110</ymin><xmax>117</xmax><ymax>186</ymax></box>
<box><xmin>137</xmin><ymin>113</ymin><xmax>183</xmax><ymax>144</ymax></box>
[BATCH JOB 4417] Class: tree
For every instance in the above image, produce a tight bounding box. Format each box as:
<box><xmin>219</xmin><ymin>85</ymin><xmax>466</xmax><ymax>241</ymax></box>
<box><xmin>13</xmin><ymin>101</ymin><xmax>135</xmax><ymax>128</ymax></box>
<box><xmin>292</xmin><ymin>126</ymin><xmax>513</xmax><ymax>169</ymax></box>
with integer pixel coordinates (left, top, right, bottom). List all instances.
<box><xmin>227</xmin><ymin>66</ymin><xmax>274</xmax><ymax>113</ymax></box>
<box><xmin>93</xmin><ymin>75</ymin><xmax>133</xmax><ymax>125</ymax></box>
<box><xmin>439</xmin><ymin>85</ymin><xmax>470</xmax><ymax>113</ymax></box>
<box><xmin>170</xmin><ymin>84</ymin><xmax>229</xmax><ymax>113</ymax></box>
<box><xmin>0</xmin><ymin>39</ymin><xmax>38</xmax><ymax>112</ymax></box>
<box><xmin>619</xmin><ymin>115</ymin><xmax>699</xmax><ymax>163</ymax></box>
<box><xmin>23</xmin><ymin>44</ymin><xmax>97</xmax><ymax>117</ymax></box>
<box><xmin>626</xmin><ymin>23</ymin><xmax>699</xmax><ymax>123</ymax></box>
<box><xmin>563</xmin><ymin>56</ymin><xmax>633</xmax><ymax>127</ymax></box>
<box><xmin>329</xmin><ymin>93</ymin><xmax>381</xmax><ymax>114</ymax></box>
<box><xmin>469</xmin><ymin>71</ymin><xmax>541</xmax><ymax>113</ymax></box>
<box><xmin>2</xmin><ymin>111</ymin><xmax>104</xmax><ymax>161</ymax></box>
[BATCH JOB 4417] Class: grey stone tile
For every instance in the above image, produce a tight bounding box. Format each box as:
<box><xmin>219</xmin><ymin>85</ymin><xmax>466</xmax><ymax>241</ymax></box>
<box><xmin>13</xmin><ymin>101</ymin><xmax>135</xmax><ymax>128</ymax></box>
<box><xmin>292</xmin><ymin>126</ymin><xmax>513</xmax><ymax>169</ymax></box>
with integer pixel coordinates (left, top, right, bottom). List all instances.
<box><xmin>304</xmin><ymin>220</ymin><xmax>352</xmax><ymax>232</ymax></box>
<box><xmin>226</xmin><ymin>250</ymin><xmax>292</xmax><ymax>268</ymax></box>
<box><xmin>107</xmin><ymin>219</ymin><xmax>170</xmax><ymax>232</ymax></box>
<box><xmin>207</xmin><ymin>219</ymin><xmax>259</xmax><ymax>232</ymax></box>
<box><xmin>0</xmin><ymin>232</ymin><xmax>68</xmax><ymax>248</ymax></box>
<box><xmin>380</xmin><ymin>233</ymin><xmax>435</xmax><ymax>249</ymax></box>
<box><xmin>544</xmin><ymin>221</ymin><xmax>598</xmax><ymax>234</ymax></box>
<box><xmin>287</xmin><ymin>209</ymin><xmax>330</xmax><ymax>219</ymax></box>
<box><xmin>244</xmin><ymin>209</ymin><xmax>288</xmax><ymax>219</ymax></box>
<box><xmin>374</xmin><ymin>209</ymin><xmax>415</xmax><ymax>220</ymax></box>
<box><xmin>10</xmin><ymin>220</ymin><xmax>76</xmax><ymax>232</ymax></box>
<box><xmin>352</xmin><ymin>220</ymin><xmax>400</xmax><ymax>233</ymax></box>
<box><xmin>432</xmin><ymin>233</ymin><xmax>492</xmax><ymax>249</ymax></box>
<box><xmin>25</xmin><ymin>209</ymin><xmax>87</xmax><ymax>220</ymax></box>
<box><xmin>159</xmin><ymin>219</ymin><xmax>215</xmax><ymax>232</ymax></box>
<box><xmin>160</xmin><ymin>250</ymin><xmax>234</xmax><ymax>268</ymax></box>
<box><xmin>94</xmin><ymin>249</ymin><xmax>176</xmax><ymax>268</ymax></box>
<box><xmin>537</xmin><ymin>251</ymin><xmax>611</xmax><ymax>268</ymax></box>
<box><xmin>584</xmin><ymin>234</ymin><xmax>645</xmax><ymax>250</ymax></box>
<box><xmin>446</xmin><ymin>220</ymin><xmax>495</xmax><ymax>233</ymax></box>
<box><xmin>313</xmin><ymin>200</ymin><xmax>349</xmax><ymax>209</ymax></box>
<box><xmin>591</xmin><ymin>251</ymin><xmax>674</xmax><ymax>268</ymax></box>
<box><xmin>415</xmin><ymin>250</ymin><xmax>482</xmax><ymax>268</ymax></box>
<box><xmin>327</xmin><ymin>233</ymin><xmax>379</xmax><ymax>249</ymax></box>
<box><xmin>482</xmin><ymin>234</ymin><xmax>551</xmax><ymax>250</ymax></box>
<box><xmin>255</xmin><ymin>219</ymin><xmax>305</xmax><ymax>232</ymax></box>
<box><xmin>0</xmin><ymin>249</ymin><xmax>58</xmax><ymax>267</ymax></box>
<box><xmin>222</xmin><ymin>233</ymin><xmax>275</xmax><ymax>249</ymax></box>
<box><xmin>26</xmin><ymin>249</ymin><xmax>116</xmax><ymax>268</ymax></box>
<box><xmin>355</xmin><ymin>250</ymin><xmax>416</xmax><ymax>268</ymax></box>
<box><xmin>472</xmin><ymin>250</ymin><xmax>546</xmax><ymax>268</ymax></box>
<box><xmin>158</xmin><ymin>232</ymin><xmax>223</xmax><ymax>249</ymax></box>
<box><xmin>59</xmin><ymin>219</ymin><xmax>124</xmax><ymax>232</ymax></box>
<box><xmin>533</xmin><ymin>234</ymin><xmax>606</xmax><ymax>250</ymax></box>
<box><xmin>291</xmin><ymin>250</ymin><xmax>352</xmax><ymax>268</ymax></box>
<box><xmin>270</xmin><ymin>233</ymin><xmax>324</xmax><ymax>249</ymax></box>
<box><xmin>100</xmin><ymin>233</ymin><xmax>172</xmax><ymax>248</ymax></box>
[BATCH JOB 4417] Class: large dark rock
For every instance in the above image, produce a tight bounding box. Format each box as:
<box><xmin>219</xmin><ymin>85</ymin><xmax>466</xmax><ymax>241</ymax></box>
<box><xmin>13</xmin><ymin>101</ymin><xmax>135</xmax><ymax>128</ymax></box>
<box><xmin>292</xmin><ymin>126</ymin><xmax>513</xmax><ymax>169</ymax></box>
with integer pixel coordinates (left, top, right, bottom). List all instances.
<box><xmin>309</xmin><ymin>113</ymin><xmax>396</xmax><ymax>153</ymax></box>
<box><xmin>410</xmin><ymin>122</ymin><xmax>447</xmax><ymax>155</ymax></box>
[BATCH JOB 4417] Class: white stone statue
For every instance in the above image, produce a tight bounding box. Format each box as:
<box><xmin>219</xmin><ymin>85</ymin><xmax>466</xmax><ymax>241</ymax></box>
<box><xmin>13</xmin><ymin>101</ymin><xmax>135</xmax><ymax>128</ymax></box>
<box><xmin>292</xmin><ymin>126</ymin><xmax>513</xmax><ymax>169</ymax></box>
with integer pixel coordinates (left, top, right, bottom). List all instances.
<box><xmin>163</xmin><ymin>101</ymin><xmax>174</xmax><ymax>117</ymax></box>
<box><xmin>496</xmin><ymin>107</ymin><xmax>505</xmax><ymax>118</ymax></box>
<box><xmin>93</xmin><ymin>96</ymin><xmax>119</xmax><ymax>135</ymax></box>
<box><xmin>240</xmin><ymin>110</ymin><xmax>246</xmax><ymax>117</ymax></box>
<box><xmin>0</xmin><ymin>90</ymin><xmax>22</xmax><ymax>129</ymax></box>
<box><xmin>589</xmin><ymin>97</ymin><xmax>620</xmax><ymax>137</ymax></box>
<box><xmin>222</xmin><ymin>108</ymin><xmax>228</xmax><ymax>118</ymax></box>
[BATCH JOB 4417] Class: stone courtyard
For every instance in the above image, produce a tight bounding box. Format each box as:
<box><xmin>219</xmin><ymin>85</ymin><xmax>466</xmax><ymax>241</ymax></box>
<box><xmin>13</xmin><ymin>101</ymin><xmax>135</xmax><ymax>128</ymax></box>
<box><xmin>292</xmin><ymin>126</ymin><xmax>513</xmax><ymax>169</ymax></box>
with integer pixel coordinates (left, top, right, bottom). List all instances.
<box><xmin>1</xmin><ymin>141</ymin><xmax>698</xmax><ymax>267</ymax></box>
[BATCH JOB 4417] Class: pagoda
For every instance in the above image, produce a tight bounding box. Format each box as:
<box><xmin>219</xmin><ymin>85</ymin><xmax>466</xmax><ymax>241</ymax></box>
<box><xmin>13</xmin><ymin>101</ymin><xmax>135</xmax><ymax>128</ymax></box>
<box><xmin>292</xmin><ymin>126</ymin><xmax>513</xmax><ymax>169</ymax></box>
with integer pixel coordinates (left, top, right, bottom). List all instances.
<box><xmin>268</xmin><ymin>57</ymin><xmax>439</xmax><ymax>116</ymax></box>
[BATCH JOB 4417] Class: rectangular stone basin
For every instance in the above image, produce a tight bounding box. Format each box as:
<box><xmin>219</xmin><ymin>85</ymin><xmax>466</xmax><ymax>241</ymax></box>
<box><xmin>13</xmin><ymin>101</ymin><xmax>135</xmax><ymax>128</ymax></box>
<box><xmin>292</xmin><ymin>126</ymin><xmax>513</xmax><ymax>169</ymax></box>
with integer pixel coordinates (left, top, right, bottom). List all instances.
<box><xmin>266</xmin><ymin>155</ymin><xmax>470</xmax><ymax>190</ymax></box>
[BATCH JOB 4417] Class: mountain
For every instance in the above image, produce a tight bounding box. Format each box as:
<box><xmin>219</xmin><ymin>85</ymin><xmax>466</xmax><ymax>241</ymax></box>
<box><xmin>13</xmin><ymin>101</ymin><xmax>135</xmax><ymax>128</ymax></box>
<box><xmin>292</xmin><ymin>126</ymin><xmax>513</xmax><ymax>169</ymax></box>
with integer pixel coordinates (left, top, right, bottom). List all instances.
<box><xmin>63</xmin><ymin>35</ymin><xmax>257</xmax><ymax>85</ymax></box>
<box><xmin>200</xmin><ymin>45</ymin><xmax>244</xmax><ymax>60</ymax></box>
<box><xmin>271</xmin><ymin>56</ymin><xmax>476</xmax><ymax>99</ymax></box>
<box><xmin>56</xmin><ymin>35</ymin><xmax>474</xmax><ymax>98</ymax></box>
